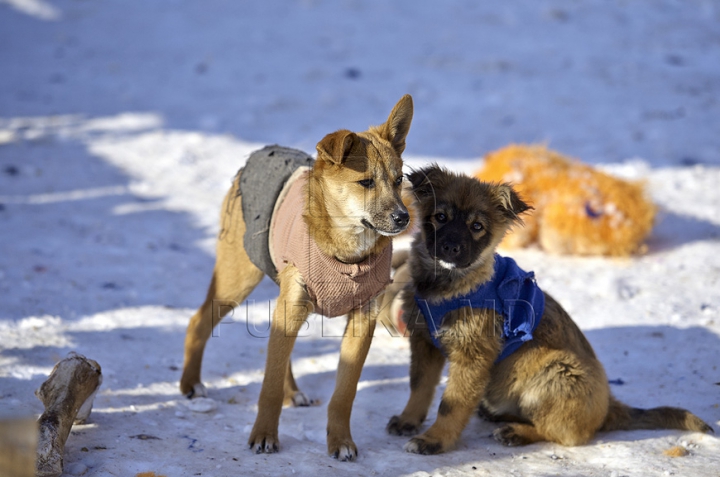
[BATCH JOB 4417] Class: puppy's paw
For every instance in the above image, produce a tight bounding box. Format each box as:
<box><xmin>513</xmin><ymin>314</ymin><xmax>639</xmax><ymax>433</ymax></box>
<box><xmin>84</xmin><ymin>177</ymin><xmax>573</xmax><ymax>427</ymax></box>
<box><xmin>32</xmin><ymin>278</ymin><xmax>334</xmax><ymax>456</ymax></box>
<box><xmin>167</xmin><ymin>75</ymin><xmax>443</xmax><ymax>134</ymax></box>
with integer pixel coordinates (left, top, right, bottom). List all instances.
<box><xmin>184</xmin><ymin>382</ymin><xmax>207</xmax><ymax>399</ymax></box>
<box><xmin>477</xmin><ymin>404</ymin><xmax>499</xmax><ymax>422</ymax></box>
<box><xmin>493</xmin><ymin>424</ymin><xmax>531</xmax><ymax>447</ymax></box>
<box><xmin>403</xmin><ymin>435</ymin><xmax>444</xmax><ymax>455</ymax></box>
<box><xmin>327</xmin><ymin>437</ymin><xmax>358</xmax><ymax>462</ymax></box>
<box><xmin>386</xmin><ymin>415</ymin><xmax>421</xmax><ymax>436</ymax></box>
<box><xmin>248</xmin><ymin>432</ymin><xmax>279</xmax><ymax>454</ymax></box>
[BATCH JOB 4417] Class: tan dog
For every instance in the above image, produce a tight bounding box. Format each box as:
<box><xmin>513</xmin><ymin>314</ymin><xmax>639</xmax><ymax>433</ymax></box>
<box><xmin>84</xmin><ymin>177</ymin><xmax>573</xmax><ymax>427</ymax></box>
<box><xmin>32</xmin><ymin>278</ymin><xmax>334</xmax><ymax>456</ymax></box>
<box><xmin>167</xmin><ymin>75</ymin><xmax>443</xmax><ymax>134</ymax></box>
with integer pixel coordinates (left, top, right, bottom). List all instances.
<box><xmin>387</xmin><ymin>166</ymin><xmax>712</xmax><ymax>454</ymax></box>
<box><xmin>180</xmin><ymin>95</ymin><xmax>414</xmax><ymax>460</ymax></box>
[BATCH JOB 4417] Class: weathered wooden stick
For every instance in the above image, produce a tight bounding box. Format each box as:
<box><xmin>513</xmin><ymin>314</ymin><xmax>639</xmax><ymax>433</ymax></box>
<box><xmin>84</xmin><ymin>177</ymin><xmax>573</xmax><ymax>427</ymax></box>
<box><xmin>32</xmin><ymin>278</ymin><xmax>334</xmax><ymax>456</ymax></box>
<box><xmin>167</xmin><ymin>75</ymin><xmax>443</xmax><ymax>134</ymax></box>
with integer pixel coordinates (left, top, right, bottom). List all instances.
<box><xmin>35</xmin><ymin>352</ymin><xmax>102</xmax><ymax>477</ymax></box>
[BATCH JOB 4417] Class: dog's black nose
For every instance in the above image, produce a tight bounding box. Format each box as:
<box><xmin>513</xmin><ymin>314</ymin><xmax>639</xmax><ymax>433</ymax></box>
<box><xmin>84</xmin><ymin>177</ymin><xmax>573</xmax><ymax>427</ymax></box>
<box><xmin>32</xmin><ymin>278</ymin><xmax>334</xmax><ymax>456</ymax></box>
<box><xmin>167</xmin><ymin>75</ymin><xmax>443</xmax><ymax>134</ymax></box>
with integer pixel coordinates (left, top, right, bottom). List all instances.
<box><xmin>441</xmin><ymin>242</ymin><xmax>462</xmax><ymax>256</ymax></box>
<box><xmin>391</xmin><ymin>210</ymin><xmax>410</xmax><ymax>227</ymax></box>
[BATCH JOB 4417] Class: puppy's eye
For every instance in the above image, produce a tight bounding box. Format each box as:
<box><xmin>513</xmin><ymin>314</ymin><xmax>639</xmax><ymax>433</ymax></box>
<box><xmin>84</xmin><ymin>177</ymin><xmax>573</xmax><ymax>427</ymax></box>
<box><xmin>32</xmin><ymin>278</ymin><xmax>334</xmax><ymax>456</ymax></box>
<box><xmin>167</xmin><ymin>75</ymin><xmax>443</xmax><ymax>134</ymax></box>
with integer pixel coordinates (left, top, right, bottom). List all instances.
<box><xmin>358</xmin><ymin>179</ymin><xmax>375</xmax><ymax>189</ymax></box>
<box><xmin>472</xmin><ymin>222</ymin><xmax>484</xmax><ymax>231</ymax></box>
<box><xmin>394</xmin><ymin>176</ymin><xmax>403</xmax><ymax>187</ymax></box>
<box><xmin>435</xmin><ymin>213</ymin><xmax>447</xmax><ymax>223</ymax></box>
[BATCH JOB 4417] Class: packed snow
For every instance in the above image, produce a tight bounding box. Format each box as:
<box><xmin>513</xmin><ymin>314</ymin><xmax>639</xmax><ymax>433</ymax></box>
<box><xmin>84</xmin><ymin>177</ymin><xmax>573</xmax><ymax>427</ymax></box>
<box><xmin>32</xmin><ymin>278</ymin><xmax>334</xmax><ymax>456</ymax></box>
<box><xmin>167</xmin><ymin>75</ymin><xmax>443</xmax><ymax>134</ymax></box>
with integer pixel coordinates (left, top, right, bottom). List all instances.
<box><xmin>1</xmin><ymin>1</ymin><xmax>719</xmax><ymax>476</ymax></box>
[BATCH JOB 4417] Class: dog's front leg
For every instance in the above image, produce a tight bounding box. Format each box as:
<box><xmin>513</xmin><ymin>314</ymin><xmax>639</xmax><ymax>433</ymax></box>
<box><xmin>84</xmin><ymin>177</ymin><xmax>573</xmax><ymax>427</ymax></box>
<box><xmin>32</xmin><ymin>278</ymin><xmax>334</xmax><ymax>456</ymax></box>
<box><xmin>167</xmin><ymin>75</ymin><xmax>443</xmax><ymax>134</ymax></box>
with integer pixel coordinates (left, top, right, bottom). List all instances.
<box><xmin>326</xmin><ymin>302</ymin><xmax>377</xmax><ymax>461</ymax></box>
<box><xmin>248</xmin><ymin>266</ymin><xmax>311</xmax><ymax>454</ymax></box>
<box><xmin>404</xmin><ymin>357</ymin><xmax>491</xmax><ymax>455</ymax></box>
<box><xmin>387</xmin><ymin>331</ymin><xmax>445</xmax><ymax>436</ymax></box>
<box><xmin>405</xmin><ymin>307</ymin><xmax>501</xmax><ymax>455</ymax></box>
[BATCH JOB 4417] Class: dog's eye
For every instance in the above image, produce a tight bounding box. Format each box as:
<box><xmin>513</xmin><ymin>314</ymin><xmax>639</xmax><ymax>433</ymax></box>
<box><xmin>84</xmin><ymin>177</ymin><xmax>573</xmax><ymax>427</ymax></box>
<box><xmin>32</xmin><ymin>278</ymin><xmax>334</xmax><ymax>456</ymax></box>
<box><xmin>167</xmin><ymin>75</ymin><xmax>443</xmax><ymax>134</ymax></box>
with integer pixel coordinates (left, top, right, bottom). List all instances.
<box><xmin>472</xmin><ymin>222</ymin><xmax>483</xmax><ymax>231</ymax></box>
<box><xmin>358</xmin><ymin>179</ymin><xmax>375</xmax><ymax>189</ymax></box>
<box><xmin>435</xmin><ymin>213</ymin><xmax>447</xmax><ymax>223</ymax></box>
<box><xmin>394</xmin><ymin>176</ymin><xmax>403</xmax><ymax>187</ymax></box>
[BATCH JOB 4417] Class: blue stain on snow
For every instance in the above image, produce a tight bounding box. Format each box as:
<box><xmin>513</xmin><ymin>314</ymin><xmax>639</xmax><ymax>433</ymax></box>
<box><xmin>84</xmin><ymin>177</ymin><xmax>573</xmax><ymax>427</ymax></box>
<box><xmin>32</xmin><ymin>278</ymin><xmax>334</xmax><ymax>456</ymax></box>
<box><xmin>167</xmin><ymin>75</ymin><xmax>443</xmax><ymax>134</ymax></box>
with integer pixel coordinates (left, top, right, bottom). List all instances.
<box><xmin>182</xmin><ymin>435</ymin><xmax>204</xmax><ymax>453</ymax></box>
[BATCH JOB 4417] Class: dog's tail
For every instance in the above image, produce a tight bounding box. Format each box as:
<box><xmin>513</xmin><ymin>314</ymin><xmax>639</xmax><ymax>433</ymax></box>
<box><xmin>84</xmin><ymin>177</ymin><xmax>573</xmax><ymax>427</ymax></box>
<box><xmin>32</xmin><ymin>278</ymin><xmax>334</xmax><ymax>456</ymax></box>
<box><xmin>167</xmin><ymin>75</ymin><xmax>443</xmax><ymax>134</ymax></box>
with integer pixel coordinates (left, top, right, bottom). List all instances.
<box><xmin>600</xmin><ymin>396</ymin><xmax>713</xmax><ymax>434</ymax></box>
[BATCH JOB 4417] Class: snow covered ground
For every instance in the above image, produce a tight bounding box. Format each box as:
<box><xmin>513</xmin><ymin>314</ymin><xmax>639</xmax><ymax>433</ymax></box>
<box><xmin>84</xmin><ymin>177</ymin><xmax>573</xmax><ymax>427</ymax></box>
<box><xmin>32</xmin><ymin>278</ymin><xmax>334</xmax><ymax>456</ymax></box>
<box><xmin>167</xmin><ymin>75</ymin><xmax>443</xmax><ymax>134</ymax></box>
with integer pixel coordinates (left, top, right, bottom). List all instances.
<box><xmin>1</xmin><ymin>1</ymin><xmax>719</xmax><ymax>476</ymax></box>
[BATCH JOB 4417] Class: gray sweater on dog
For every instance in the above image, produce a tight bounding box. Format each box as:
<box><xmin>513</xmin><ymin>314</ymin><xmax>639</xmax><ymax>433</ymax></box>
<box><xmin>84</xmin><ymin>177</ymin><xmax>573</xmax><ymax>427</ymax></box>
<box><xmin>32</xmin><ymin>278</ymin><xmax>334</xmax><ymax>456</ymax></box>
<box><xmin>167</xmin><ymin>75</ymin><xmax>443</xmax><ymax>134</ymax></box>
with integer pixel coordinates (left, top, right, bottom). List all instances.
<box><xmin>238</xmin><ymin>145</ymin><xmax>315</xmax><ymax>282</ymax></box>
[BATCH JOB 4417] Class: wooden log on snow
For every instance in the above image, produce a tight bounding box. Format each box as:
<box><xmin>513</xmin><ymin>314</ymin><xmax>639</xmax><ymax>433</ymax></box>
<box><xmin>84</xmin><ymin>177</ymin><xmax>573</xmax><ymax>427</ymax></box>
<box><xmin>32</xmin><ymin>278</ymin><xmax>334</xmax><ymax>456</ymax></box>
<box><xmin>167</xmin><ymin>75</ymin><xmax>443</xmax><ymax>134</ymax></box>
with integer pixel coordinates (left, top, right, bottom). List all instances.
<box><xmin>35</xmin><ymin>352</ymin><xmax>102</xmax><ymax>477</ymax></box>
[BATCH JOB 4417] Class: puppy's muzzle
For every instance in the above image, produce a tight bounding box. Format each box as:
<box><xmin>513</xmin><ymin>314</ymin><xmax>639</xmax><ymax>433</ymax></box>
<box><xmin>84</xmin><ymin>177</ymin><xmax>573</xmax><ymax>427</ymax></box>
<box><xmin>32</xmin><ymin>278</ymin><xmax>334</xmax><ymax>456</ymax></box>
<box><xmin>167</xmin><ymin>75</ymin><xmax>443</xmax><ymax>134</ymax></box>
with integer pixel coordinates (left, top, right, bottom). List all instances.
<box><xmin>438</xmin><ymin>240</ymin><xmax>465</xmax><ymax>260</ymax></box>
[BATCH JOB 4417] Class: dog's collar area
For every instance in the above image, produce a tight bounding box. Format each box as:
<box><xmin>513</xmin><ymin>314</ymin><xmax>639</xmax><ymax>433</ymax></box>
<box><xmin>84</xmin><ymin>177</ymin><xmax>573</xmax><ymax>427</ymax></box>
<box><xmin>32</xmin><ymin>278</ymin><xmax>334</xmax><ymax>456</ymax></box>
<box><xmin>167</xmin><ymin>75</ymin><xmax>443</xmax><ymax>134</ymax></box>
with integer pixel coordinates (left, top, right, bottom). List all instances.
<box><xmin>415</xmin><ymin>254</ymin><xmax>545</xmax><ymax>363</ymax></box>
<box><xmin>335</xmin><ymin>253</ymin><xmax>370</xmax><ymax>265</ymax></box>
<box><xmin>269</xmin><ymin>168</ymin><xmax>394</xmax><ymax>317</ymax></box>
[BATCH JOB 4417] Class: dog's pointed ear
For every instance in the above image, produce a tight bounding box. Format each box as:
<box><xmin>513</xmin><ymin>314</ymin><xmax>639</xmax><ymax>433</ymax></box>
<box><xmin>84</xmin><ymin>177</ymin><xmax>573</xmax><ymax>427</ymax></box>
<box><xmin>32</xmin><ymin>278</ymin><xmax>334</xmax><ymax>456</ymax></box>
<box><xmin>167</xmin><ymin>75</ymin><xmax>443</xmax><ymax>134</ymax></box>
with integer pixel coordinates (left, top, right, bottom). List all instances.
<box><xmin>408</xmin><ymin>164</ymin><xmax>445</xmax><ymax>199</ymax></box>
<box><xmin>316</xmin><ymin>129</ymin><xmax>357</xmax><ymax>165</ymax></box>
<box><xmin>378</xmin><ymin>94</ymin><xmax>413</xmax><ymax>156</ymax></box>
<box><xmin>496</xmin><ymin>183</ymin><xmax>532</xmax><ymax>222</ymax></box>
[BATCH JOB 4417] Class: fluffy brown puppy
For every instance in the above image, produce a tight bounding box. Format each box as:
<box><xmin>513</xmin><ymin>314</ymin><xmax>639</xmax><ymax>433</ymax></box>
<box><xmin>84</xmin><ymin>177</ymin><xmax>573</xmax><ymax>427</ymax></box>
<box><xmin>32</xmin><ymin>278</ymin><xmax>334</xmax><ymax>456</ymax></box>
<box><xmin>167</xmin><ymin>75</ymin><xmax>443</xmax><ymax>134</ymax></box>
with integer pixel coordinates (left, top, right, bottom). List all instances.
<box><xmin>181</xmin><ymin>95</ymin><xmax>414</xmax><ymax>460</ymax></box>
<box><xmin>387</xmin><ymin>165</ymin><xmax>712</xmax><ymax>454</ymax></box>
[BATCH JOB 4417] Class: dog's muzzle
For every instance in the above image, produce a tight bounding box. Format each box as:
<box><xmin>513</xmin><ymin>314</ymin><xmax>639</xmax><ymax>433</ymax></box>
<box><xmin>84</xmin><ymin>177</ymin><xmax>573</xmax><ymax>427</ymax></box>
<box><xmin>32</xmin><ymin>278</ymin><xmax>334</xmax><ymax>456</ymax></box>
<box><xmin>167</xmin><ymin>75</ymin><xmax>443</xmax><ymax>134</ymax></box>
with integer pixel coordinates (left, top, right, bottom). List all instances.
<box><xmin>391</xmin><ymin>210</ymin><xmax>410</xmax><ymax>228</ymax></box>
<box><xmin>363</xmin><ymin>207</ymin><xmax>410</xmax><ymax>236</ymax></box>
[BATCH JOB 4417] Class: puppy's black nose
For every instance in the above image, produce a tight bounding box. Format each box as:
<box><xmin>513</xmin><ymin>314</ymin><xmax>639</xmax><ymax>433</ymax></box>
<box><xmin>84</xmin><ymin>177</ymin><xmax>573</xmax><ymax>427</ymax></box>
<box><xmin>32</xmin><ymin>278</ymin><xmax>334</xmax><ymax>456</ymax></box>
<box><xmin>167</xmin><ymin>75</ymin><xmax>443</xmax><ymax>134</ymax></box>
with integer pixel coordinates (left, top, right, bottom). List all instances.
<box><xmin>441</xmin><ymin>242</ymin><xmax>462</xmax><ymax>256</ymax></box>
<box><xmin>391</xmin><ymin>210</ymin><xmax>410</xmax><ymax>227</ymax></box>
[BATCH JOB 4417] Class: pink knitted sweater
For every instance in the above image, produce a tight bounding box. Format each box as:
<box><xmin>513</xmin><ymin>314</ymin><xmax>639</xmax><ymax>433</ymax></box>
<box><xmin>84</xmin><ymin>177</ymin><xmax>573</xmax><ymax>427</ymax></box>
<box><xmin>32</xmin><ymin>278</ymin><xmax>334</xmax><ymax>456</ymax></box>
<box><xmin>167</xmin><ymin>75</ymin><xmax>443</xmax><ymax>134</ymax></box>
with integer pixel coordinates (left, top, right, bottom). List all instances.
<box><xmin>270</xmin><ymin>171</ymin><xmax>392</xmax><ymax>317</ymax></box>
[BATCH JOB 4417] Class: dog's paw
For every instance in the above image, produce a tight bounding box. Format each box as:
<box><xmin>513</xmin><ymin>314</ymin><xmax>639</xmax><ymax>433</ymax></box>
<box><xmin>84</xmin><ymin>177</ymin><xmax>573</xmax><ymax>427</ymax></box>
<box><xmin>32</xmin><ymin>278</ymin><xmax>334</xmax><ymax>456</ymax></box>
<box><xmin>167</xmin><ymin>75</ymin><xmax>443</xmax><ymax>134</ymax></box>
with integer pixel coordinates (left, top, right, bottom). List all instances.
<box><xmin>386</xmin><ymin>415</ymin><xmax>421</xmax><ymax>436</ymax></box>
<box><xmin>184</xmin><ymin>396</ymin><xmax>217</xmax><ymax>413</ymax></box>
<box><xmin>492</xmin><ymin>424</ymin><xmax>530</xmax><ymax>447</ymax></box>
<box><xmin>285</xmin><ymin>391</ymin><xmax>318</xmax><ymax>407</ymax></box>
<box><xmin>403</xmin><ymin>435</ymin><xmax>444</xmax><ymax>455</ymax></box>
<box><xmin>248</xmin><ymin>432</ymin><xmax>279</xmax><ymax>454</ymax></box>
<box><xmin>327</xmin><ymin>438</ymin><xmax>358</xmax><ymax>462</ymax></box>
<box><xmin>477</xmin><ymin>404</ymin><xmax>499</xmax><ymax>422</ymax></box>
<box><xmin>184</xmin><ymin>382</ymin><xmax>208</xmax><ymax>399</ymax></box>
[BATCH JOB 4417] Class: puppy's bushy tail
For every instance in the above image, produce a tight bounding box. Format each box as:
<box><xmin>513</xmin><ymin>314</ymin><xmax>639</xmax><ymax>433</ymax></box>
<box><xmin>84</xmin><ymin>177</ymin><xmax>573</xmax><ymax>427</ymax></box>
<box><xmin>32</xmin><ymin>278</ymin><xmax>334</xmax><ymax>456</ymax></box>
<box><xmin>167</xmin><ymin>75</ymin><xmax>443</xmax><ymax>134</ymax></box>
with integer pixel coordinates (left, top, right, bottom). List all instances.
<box><xmin>601</xmin><ymin>396</ymin><xmax>713</xmax><ymax>434</ymax></box>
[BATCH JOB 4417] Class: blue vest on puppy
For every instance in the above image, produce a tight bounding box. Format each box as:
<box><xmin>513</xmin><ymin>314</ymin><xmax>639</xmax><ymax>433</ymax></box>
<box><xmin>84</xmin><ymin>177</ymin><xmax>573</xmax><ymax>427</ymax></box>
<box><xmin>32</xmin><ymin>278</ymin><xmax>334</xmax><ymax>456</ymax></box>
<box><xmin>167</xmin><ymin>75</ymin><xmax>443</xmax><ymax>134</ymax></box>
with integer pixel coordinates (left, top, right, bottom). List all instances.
<box><xmin>415</xmin><ymin>255</ymin><xmax>545</xmax><ymax>362</ymax></box>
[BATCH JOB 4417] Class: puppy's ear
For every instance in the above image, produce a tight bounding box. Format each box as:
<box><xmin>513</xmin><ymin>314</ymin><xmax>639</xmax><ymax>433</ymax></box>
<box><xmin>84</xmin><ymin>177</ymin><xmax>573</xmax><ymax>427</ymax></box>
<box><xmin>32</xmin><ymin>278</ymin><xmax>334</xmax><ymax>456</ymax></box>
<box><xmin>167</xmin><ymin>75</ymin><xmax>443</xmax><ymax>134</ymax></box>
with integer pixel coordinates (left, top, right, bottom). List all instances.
<box><xmin>378</xmin><ymin>94</ymin><xmax>413</xmax><ymax>156</ymax></box>
<box><xmin>316</xmin><ymin>129</ymin><xmax>357</xmax><ymax>165</ymax></box>
<box><xmin>496</xmin><ymin>183</ymin><xmax>532</xmax><ymax>222</ymax></box>
<box><xmin>407</xmin><ymin>164</ymin><xmax>445</xmax><ymax>198</ymax></box>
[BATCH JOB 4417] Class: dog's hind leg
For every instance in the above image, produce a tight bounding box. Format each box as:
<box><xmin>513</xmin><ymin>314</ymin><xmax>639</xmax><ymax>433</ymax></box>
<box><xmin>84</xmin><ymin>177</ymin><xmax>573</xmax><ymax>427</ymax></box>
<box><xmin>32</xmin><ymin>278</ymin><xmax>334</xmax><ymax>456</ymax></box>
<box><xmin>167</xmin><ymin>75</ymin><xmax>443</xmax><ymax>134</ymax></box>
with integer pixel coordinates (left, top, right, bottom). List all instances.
<box><xmin>477</xmin><ymin>403</ymin><xmax>530</xmax><ymax>424</ymax></box>
<box><xmin>249</xmin><ymin>265</ymin><xmax>311</xmax><ymax>454</ymax></box>
<box><xmin>180</xmin><ymin>180</ymin><xmax>265</xmax><ymax>398</ymax></box>
<box><xmin>283</xmin><ymin>362</ymin><xmax>315</xmax><ymax>407</ymax></box>
<box><xmin>180</xmin><ymin>263</ymin><xmax>264</xmax><ymax>397</ymax></box>
<box><xmin>494</xmin><ymin>349</ymin><xmax>609</xmax><ymax>447</ymax></box>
